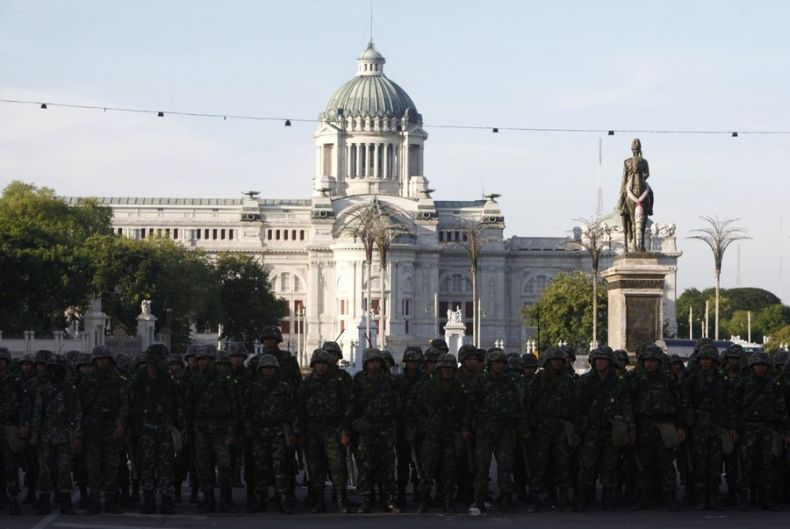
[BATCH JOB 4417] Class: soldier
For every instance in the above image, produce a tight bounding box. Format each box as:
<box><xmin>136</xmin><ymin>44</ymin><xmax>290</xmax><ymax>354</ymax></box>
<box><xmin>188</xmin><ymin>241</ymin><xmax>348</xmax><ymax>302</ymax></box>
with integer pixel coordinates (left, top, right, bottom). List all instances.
<box><xmin>465</xmin><ymin>348</ymin><xmax>524</xmax><ymax>513</ymax></box>
<box><xmin>31</xmin><ymin>354</ymin><xmax>82</xmax><ymax>515</ymax></box>
<box><xmin>522</xmin><ymin>353</ymin><xmax>538</xmax><ymax>384</ymax></box>
<box><xmin>79</xmin><ymin>346</ymin><xmax>129</xmax><ymax>514</ymax></box>
<box><xmin>526</xmin><ymin>347</ymin><xmax>576</xmax><ymax>512</ymax></box>
<box><xmin>422</xmin><ymin>348</ymin><xmax>440</xmax><ymax>377</ymax></box>
<box><xmin>260</xmin><ymin>326</ymin><xmax>302</xmax><ymax>390</ymax></box>
<box><xmin>167</xmin><ymin>354</ymin><xmax>185</xmax><ymax>378</ymax></box>
<box><xmin>413</xmin><ymin>353</ymin><xmax>465</xmax><ymax>513</ymax></box>
<box><xmin>455</xmin><ymin>344</ymin><xmax>483</xmax><ymax>506</ymax></box>
<box><xmin>682</xmin><ymin>344</ymin><xmax>735</xmax><ymax>510</ymax></box>
<box><xmin>733</xmin><ymin>352</ymin><xmax>789</xmax><ymax>511</ymax></box>
<box><xmin>430</xmin><ymin>338</ymin><xmax>449</xmax><ymax>354</ymax></box>
<box><xmin>394</xmin><ymin>346</ymin><xmax>428</xmax><ymax>506</ymax></box>
<box><xmin>128</xmin><ymin>343</ymin><xmax>185</xmax><ymax>515</ymax></box>
<box><xmin>179</xmin><ymin>344</ymin><xmax>202</xmax><ymax>504</ymax></box>
<box><xmin>226</xmin><ymin>342</ymin><xmax>254</xmax><ymax>506</ymax></box>
<box><xmin>322</xmin><ymin>341</ymin><xmax>352</xmax><ymax>391</ymax></box>
<box><xmin>628</xmin><ymin>344</ymin><xmax>685</xmax><ymax>510</ymax></box>
<box><xmin>297</xmin><ymin>349</ymin><xmax>350</xmax><ymax>513</ymax></box>
<box><xmin>668</xmin><ymin>355</ymin><xmax>686</xmax><ymax>383</ymax></box>
<box><xmin>0</xmin><ymin>347</ymin><xmax>22</xmax><ymax>514</ymax></box>
<box><xmin>243</xmin><ymin>353</ymin><xmax>297</xmax><ymax>513</ymax></box>
<box><xmin>575</xmin><ymin>346</ymin><xmax>634</xmax><ymax>511</ymax></box>
<box><xmin>20</xmin><ymin>352</ymin><xmax>43</xmax><ymax>504</ymax></box>
<box><xmin>721</xmin><ymin>344</ymin><xmax>746</xmax><ymax>505</ymax></box>
<box><xmin>342</xmin><ymin>348</ymin><xmax>401</xmax><ymax>514</ymax></box>
<box><xmin>381</xmin><ymin>350</ymin><xmax>397</xmax><ymax>377</ymax></box>
<box><xmin>186</xmin><ymin>344</ymin><xmax>238</xmax><ymax>513</ymax></box>
<box><xmin>614</xmin><ymin>349</ymin><xmax>630</xmax><ymax>377</ymax></box>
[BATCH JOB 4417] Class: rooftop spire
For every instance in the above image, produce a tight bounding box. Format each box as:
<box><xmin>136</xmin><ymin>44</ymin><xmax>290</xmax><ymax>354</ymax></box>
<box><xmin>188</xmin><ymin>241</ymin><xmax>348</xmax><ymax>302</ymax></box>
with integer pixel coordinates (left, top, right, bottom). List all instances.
<box><xmin>356</xmin><ymin>41</ymin><xmax>385</xmax><ymax>76</ymax></box>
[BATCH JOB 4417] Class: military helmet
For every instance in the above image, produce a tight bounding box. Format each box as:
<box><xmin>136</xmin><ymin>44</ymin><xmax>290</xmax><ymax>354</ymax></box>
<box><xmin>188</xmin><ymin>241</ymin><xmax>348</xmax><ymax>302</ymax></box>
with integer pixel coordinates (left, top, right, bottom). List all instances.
<box><xmin>542</xmin><ymin>347</ymin><xmax>566</xmax><ymax>362</ymax></box>
<box><xmin>310</xmin><ymin>349</ymin><xmax>332</xmax><ymax>367</ymax></box>
<box><xmin>245</xmin><ymin>354</ymin><xmax>260</xmax><ymax>372</ymax></box>
<box><xmin>226</xmin><ymin>341</ymin><xmax>249</xmax><ymax>358</ymax></box>
<box><xmin>380</xmin><ymin>350</ymin><xmax>395</xmax><ymax>368</ymax></box>
<box><xmin>215</xmin><ymin>350</ymin><xmax>231</xmax><ymax>365</ymax></box>
<box><xmin>185</xmin><ymin>344</ymin><xmax>201</xmax><ymax>359</ymax></box>
<box><xmin>723</xmin><ymin>344</ymin><xmax>744</xmax><ymax>359</ymax></box>
<box><xmin>321</xmin><ymin>341</ymin><xmax>342</xmax><ymax>359</ymax></box>
<box><xmin>19</xmin><ymin>352</ymin><xmax>34</xmax><ymax>366</ymax></box>
<box><xmin>34</xmin><ymin>349</ymin><xmax>53</xmax><ymax>365</ymax></box>
<box><xmin>65</xmin><ymin>349</ymin><xmax>81</xmax><ymax>367</ymax></box>
<box><xmin>436</xmin><ymin>353</ymin><xmax>458</xmax><ymax>370</ymax></box>
<box><xmin>403</xmin><ymin>345</ymin><xmax>424</xmax><ymax>363</ymax></box>
<box><xmin>458</xmin><ymin>344</ymin><xmax>482</xmax><ymax>364</ymax></box>
<box><xmin>145</xmin><ymin>342</ymin><xmax>170</xmax><ymax>359</ymax></box>
<box><xmin>506</xmin><ymin>355</ymin><xmax>524</xmax><ymax>372</ymax></box>
<box><xmin>0</xmin><ymin>347</ymin><xmax>11</xmax><ymax>363</ymax></box>
<box><xmin>76</xmin><ymin>352</ymin><xmax>92</xmax><ymax>367</ymax></box>
<box><xmin>196</xmin><ymin>344</ymin><xmax>217</xmax><ymax>360</ymax></box>
<box><xmin>697</xmin><ymin>344</ymin><xmax>720</xmax><ymax>362</ymax></box>
<box><xmin>47</xmin><ymin>353</ymin><xmax>69</xmax><ymax>369</ymax></box>
<box><xmin>749</xmin><ymin>352</ymin><xmax>770</xmax><ymax>367</ymax></box>
<box><xmin>641</xmin><ymin>344</ymin><xmax>664</xmax><ymax>361</ymax></box>
<box><xmin>694</xmin><ymin>337</ymin><xmax>714</xmax><ymax>353</ymax></box>
<box><xmin>362</xmin><ymin>347</ymin><xmax>384</xmax><ymax>367</ymax></box>
<box><xmin>429</xmin><ymin>338</ymin><xmax>449</xmax><ymax>353</ymax></box>
<box><xmin>772</xmin><ymin>350</ymin><xmax>789</xmax><ymax>367</ymax></box>
<box><xmin>522</xmin><ymin>353</ymin><xmax>539</xmax><ymax>368</ymax></box>
<box><xmin>485</xmin><ymin>348</ymin><xmax>507</xmax><ymax>366</ymax></box>
<box><xmin>589</xmin><ymin>345</ymin><xmax>615</xmax><ymax>363</ymax></box>
<box><xmin>135</xmin><ymin>352</ymin><xmax>151</xmax><ymax>367</ymax></box>
<box><xmin>91</xmin><ymin>345</ymin><xmax>113</xmax><ymax>363</ymax></box>
<box><xmin>258</xmin><ymin>353</ymin><xmax>280</xmax><ymax>369</ymax></box>
<box><xmin>614</xmin><ymin>349</ymin><xmax>630</xmax><ymax>367</ymax></box>
<box><xmin>560</xmin><ymin>344</ymin><xmax>576</xmax><ymax>361</ymax></box>
<box><xmin>260</xmin><ymin>325</ymin><xmax>283</xmax><ymax>343</ymax></box>
<box><xmin>115</xmin><ymin>352</ymin><xmax>130</xmax><ymax>371</ymax></box>
<box><xmin>168</xmin><ymin>354</ymin><xmax>185</xmax><ymax>367</ymax></box>
<box><xmin>423</xmin><ymin>348</ymin><xmax>441</xmax><ymax>363</ymax></box>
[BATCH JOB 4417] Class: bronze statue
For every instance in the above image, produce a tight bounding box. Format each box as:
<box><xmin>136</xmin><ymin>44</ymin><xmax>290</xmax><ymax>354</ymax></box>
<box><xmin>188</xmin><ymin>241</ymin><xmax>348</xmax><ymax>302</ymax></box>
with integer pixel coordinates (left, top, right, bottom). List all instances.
<box><xmin>618</xmin><ymin>138</ymin><xmax>654</xmax><ymax>252</ymax></box>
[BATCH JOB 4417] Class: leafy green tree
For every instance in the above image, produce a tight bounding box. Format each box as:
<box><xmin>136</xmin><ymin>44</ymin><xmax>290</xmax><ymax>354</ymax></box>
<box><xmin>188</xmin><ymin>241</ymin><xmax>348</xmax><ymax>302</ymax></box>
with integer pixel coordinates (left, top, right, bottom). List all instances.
<box><xmin>765</xmin><ymin>324</ymin><xmax>790</xmax><ymax>353</ymax></box>
<box><xmin>0</xmin><ymin>181</ymin><xmax>112</xmax><ymax>333</ymax></box>
<box><xmin>522</xmin><ymin>271</ymin><xmax>607</xmax><ymax>353</ymax></box>
<box><xmin>756</xmin><ymin>304</ymin><xmax>790</xmax><ymax>336</ymax></box>
<box><xmin>214</xmin><ymin>253</ymin><xmax>283</xmax><ymax>347</ymax></box>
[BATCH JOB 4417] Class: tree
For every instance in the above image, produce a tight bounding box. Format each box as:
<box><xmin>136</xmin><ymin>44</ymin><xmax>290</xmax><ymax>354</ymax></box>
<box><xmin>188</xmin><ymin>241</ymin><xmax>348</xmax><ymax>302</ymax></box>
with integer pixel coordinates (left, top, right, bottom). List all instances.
<box><xmin>522</xmin><ymin>271</ymin><xmax>607</xmax><ymax>353</ymax></box>
<box><xmin>567</xmin><ymin>217</ymin><xmax>606</xmax><ymax>346</ymax></box>
<box><xmin>0</xmin><ymin>181</ymin><xmax>112</xmax><ymax>333</ymax></box>
<box><xmin>765</xmin><ymin>325</ymin><xmax>790</xmax><ymax>353</ymax></box>
<box><xmin>755</xmin><ymin>304</ymin><xmax>790</xmax><ymax>336</ymax></box>
<box><xmin>214</xmin><ymin>253</ymin><xmax>284</xmax><ymax>348</ymax></box>
<box><xmin>371</xmin><ymin>207</ymin><xmax>411</xmax><ymax>348</ymax></box>
<box><xmin>688</xmin><ymin>216</ymin><xmax>751</xmax><ymax>339</ymax></box>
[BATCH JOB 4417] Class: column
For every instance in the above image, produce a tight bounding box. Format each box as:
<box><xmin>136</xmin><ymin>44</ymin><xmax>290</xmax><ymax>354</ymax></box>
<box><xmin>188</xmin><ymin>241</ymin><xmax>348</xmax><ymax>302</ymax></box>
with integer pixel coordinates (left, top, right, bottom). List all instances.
<box><xmin>356</xmin><ymin>143</ymin><xmax>362</xmax><ymax>177</ymax></box>
<box><xmin>346</xmin><ymin>144</ymin><xmax>351</xmax><ymax>179</ymax></box>
<box><xmin>373</xmin><ymin>143</ymin><xmax>380</xmax><ymax>178</ymax></box>
<box><xmin>383</xmin><ymin>143</ymin><xmax>389</xmax><ymax>179</ymax></box>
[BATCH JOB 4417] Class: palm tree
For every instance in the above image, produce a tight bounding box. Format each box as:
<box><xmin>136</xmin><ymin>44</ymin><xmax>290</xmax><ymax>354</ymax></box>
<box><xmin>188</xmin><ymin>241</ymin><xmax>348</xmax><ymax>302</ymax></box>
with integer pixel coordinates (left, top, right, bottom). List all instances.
<box><xmin>371</xmin><ymin>207</ymin><xmax>411</xmax><ymax>348</ymax></box>
<box><xmin>569</xmin><ymin>217</ymin><xmax>606</xmax><ymax>347</ymax></box>
<box><xmin>449</xmin><ymin>217</ymin><xmax>491</xmax><ymax>348</ymax></box>
<box><xmin>688</xmin><ymin>216</ymin><xmax>751</xmax><ymax>339</ymax></box>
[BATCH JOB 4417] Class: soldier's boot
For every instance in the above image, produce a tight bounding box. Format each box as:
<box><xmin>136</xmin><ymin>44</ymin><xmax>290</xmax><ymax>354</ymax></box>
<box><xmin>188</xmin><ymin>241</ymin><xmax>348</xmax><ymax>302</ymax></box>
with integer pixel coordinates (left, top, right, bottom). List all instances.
<box><xmin>218</xmin><ymin>488</ymin><xmax>236</xmax><ymax>513</ymax></box>
<box><xmin>357</xmin><ymin>495</ymin><xmax>372</xmax><ymax>514</ymax></box>
<box><xmin>86</xmin><ymin>492</ymin><xmax>102</xmax><ymax>515</ymax></box>
<box><xmin>336</xmin><ymin>491</ymin><xmax>350</xmax><ymax>514</ymax></box>
<box><xmin>141</xmin><ymin>492</ymin><xmax>156</xmax><ymax>515</ymax></box>
<box><xmin>737</xmin><ymin>489</ymin><xmax>750</xmax><ymax>511</ymax></box>
<box><xmin>761</xmin><ymin>487</ymin><xmax>777</xmax><ymax>511</ymax></box>
<box><xmin>526</xmin><ymin>490</ymin><xmax>540</xmax><ymax>513</ymax></box>
<box><xmin>666</xmin><ymin>492</ymin><xmax>680</xmax><ymax>512</ymax></box>
<box><xmin>500</xmin><ymin>493</ymin><xmax>515</xmax><ymax>514</ymax></box>
<box><xmin>310</xmin><ymin>490</ymin><xmax>326</xmax><ymax>513</ymax></box>
<box><xmin>278</xmin><ymin>495</ymin><xmax>294</xmax><ymax>515</ymax></box>
<box><xmin>130</xmin><ymin>481</ymin><xmax>141</xmax><ymax>504</ymax></box>
<box><xmin>708</xmin><ymin>489</ymin><xmax>720</xmax><ymax>511</ymax></box>
<box><xmin>7</xmin><ymin>496</ymin><xmax>20</xmax><ymax>515</ymax></box>
<box><xmin>396</xmin><ymin>485</ymin><xmax>407</xmax><ymax>508</ymax></box>
<box><xmin>105</xmin><ymin>493</ymin><xmax>123</xmax><ymax>515</ymax></box>
<box><xmin>198</xmin><ymin>490</ymin><xmax>215</xmax><ymax>513</ymax></box>
<box><xmin>475</xmin><ymin>492</ymin><xmax>488</xmax><ymax>514</ymax></box>
<box><xmin>633</xmin><ymin>492</ymin><xmax>649</xmax><ymax>511</ymax></box>
<box><xmin>417</xmin><ymin>484</ymin><xmax>431</xmax><ymax>513</ymax></box>
<box><xmin>602</xmin><ymin>488</ymin><xmax>617</xmax><ymax>511</ymax></box>
<box><xmin>385</xmin><ymin>495</ymin><xmax>401</xmax><ymax>513</ymax></box>
<box><xmin>59</xmin><ymin>492</ymin><xmax>76</xmax><ymax>515</ymax></box>
<box><xmin>695</xmin><ymin>488</ymin><xmax>708</xmax><ymax>511</ymax></box>
<box><xmin>78</xmin><ymin>485</ymin><xmax>89</xmax><ymax>509</ymax></box>
<box><xmin>557</xmin><ymin>488</ymin><xmax>572</xmax><ymax>513</ymax></box>
<box><xmin>158</xmin><ymin>495</ymin><xmax>173</xmax><ymax>515</ymax></box>
<box><xmin>573</xmin><ymin>488</ymin><xmax>587</xmax><ymax>512</ymax></box>
<box><xmin>443</xmin><ymin>493</ymin><xmax>455</xmax><ymax>514</ymax></box>
<box><xmin>173</xmin><ymin>483</ymin><xmax>182</xmax><ymax>504</ymax></box>
<box><xmin>35</xmin><ymin>493</ymin><xmax>51</xmax><ymax>515</ymax></box>
<box><xmin>189</xmin><ymin>485</ymin><xmax>199</xmax><ymax>504</ymax></box>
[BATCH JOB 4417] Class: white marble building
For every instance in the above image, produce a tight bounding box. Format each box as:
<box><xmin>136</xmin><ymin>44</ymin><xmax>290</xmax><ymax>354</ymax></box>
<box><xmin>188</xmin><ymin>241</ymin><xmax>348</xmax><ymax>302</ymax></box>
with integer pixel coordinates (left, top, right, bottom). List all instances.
<box><xmin>73</xmin><ymin>42</ymin><xmax>680</xmax><ymax>365</ymax></box>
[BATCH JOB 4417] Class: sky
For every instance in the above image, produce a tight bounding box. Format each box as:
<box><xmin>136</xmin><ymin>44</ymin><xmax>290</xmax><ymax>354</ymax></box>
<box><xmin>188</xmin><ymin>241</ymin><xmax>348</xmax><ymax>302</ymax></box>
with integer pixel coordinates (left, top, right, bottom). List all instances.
<box><xmin>1</xmin><ymin>0</ymin><xmax>789</xmax><ymax>305</ymax></box>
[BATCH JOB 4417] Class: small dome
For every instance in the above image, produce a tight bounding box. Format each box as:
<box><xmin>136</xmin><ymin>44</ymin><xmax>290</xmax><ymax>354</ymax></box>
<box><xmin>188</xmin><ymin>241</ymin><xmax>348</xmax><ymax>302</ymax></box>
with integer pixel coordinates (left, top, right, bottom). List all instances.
<box><xmin>321</xmin><ymin>42</ymin><xmax>421</xmax><ymax>123</ymax></box>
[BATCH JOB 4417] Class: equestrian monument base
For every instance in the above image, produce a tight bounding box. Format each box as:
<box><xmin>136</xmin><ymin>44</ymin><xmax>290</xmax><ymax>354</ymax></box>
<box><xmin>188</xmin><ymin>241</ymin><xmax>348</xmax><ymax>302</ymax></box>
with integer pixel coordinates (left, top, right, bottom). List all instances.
<box><xmin>601</xmin><ymin>253</ymin><xmax>672</xmax><ymax>353</ymax></box>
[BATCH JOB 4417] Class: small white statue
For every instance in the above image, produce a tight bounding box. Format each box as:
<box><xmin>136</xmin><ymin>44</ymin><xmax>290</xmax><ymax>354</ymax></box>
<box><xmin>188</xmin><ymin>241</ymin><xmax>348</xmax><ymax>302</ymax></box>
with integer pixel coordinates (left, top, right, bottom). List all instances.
<box><xmin>141</xmin><ymin>299</ymin><xmax>152</xmax><ymax>316</ymax></box>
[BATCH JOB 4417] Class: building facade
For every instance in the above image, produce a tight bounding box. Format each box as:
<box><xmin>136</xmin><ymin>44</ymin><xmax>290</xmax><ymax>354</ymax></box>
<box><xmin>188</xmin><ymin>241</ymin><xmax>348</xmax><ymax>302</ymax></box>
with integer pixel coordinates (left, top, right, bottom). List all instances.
<box><xmin>75</xmin><ymin>42</ymin><xmax>681</xmax><ymax>366</ymax></box>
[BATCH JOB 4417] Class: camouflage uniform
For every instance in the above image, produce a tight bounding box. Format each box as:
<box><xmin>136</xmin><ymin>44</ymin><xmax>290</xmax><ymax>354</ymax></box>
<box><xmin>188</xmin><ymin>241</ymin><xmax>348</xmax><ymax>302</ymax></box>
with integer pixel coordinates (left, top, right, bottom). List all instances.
<box><xmin>393</xmin><ymin>347</ymin><xmax>428</xmax><ymax>504</ymax></box>
<box><xmin>454</xmin><ymin>345</ymin><xmax>483</xmax><ymax>505</ymax></box>
<box><xmin>79</xmin><ymin>346</ymin><xmax>129</xmax><ymax>512</ymax></box>
<box><xmin>682</xmin><ymin>345</ymin><xmax>735</xmax><ymax>510</ymax></box>
<box><xmin>186</xmin><ymin>345</ymin><xmax>238</xmax><ymax>513</ymax></box>
<box><xmin>32</xmin><ymin>354</ymin><xmax>82</xmax><ymax>514</ymax></box>
<box><xmin>575</xmin><ymin>347</ymin><xmax>634</xmax><ymax>511</ymax></box>
<box><xmin>412</xmin><ymin>353</ymin><xmax>464</xmax><ymax>513</ymax></box>
<box><xmin>733</xmin><ymin>352</ymin><xmax>788</xmax><ymax>510</ymax></box>
<box><xmin>0</xmin><ymin>348</ymin><xmax>22</xmax><ymax>514</ymax></box>
<box><xmin>226</xmin><ymin>342</ymin><xmax>254</xmax><ymax>504</ymax></box>
<box><xmin>344</xmin><ymin>348</ymin><xmax>401</xmax><ymax>513</ymax></box>
<box><xmin>297</xmin><ymin>349</ymin><xmax>349</xmax><ymax>513</ymax></box>
<box><xmin>526</xmin><ymin>347</ymin><xmax>576</xmax><ymax>512</ymax></box>
<box><xmin>128</xmin><ymin>344</ymin><xmax>185</xmax><ymax>514</ymax></box>
<box><xmin>721</xmin><ymin>345</ymin><xmax>746</xmax><ymax>505</ymax></box>
<box><xmin>627</xmin><ymin>345</ymin><xmax>684</xmax><ymax>509</ymax></box>
<box><xmin>467</xmin><ymin>349</ymin><xmax>525</xmax><ymax>513</ymax></box>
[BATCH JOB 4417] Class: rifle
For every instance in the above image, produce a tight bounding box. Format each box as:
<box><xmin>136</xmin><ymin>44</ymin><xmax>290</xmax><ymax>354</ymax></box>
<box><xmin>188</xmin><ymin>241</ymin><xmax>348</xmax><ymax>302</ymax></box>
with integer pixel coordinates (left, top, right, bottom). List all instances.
<box><xmin>345</xmin><ymin>446</ymin><xmax>357</xmax><ymax>489</ymax></box>
<box><xmin>409</xmin><ymin>443</ymin><xmax>423</xmax><ymax>481</ymax></box>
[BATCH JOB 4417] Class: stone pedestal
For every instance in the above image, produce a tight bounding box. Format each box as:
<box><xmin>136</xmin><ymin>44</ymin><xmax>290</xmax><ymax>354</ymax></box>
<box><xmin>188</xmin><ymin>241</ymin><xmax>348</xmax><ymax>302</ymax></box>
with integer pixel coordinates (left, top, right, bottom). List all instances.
<box><xmin>137</xmin><ymin>306</ymin><xmax>157</xmax><ymax>352</ymax></box>
<box><xmin>444</xmin><ymin>321</ymin><xmax>466</xmax><ymax>355</ymax></box>
<box><xmin>601</xmin><ymin>253</ymin><xmax>673</xmax><ymax>353</ymax></box>
<box><xmin>84</xmin><ymin>298</ymin><xmax>107</xmax><ymax>353</ymax></box>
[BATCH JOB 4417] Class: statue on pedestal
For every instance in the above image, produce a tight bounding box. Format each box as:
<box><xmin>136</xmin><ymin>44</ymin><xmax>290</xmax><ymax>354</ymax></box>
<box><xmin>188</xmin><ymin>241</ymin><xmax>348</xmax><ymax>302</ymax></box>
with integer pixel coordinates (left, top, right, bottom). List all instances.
<box><xmin>618</xmin><ymin>138</ymin><xmax>654</xmax><ymax>252</ymax></box>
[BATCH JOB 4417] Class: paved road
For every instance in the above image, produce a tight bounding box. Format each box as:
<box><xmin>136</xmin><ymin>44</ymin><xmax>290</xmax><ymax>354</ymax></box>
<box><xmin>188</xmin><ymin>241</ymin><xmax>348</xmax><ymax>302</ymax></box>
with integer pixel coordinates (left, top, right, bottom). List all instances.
<box><xmin>7</xmin><ymin>490</ymin><xmax>790</xmax><ymax>529</ymax></box>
